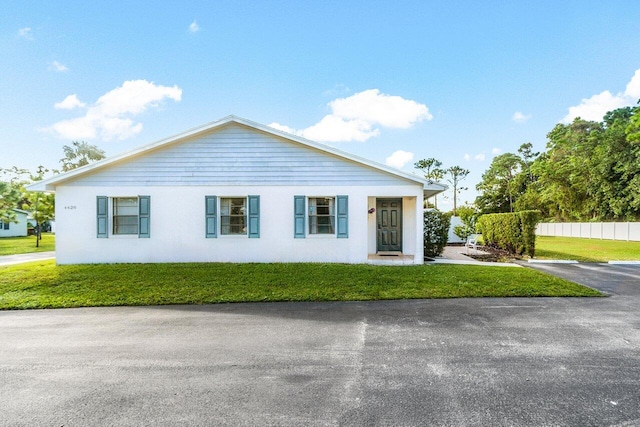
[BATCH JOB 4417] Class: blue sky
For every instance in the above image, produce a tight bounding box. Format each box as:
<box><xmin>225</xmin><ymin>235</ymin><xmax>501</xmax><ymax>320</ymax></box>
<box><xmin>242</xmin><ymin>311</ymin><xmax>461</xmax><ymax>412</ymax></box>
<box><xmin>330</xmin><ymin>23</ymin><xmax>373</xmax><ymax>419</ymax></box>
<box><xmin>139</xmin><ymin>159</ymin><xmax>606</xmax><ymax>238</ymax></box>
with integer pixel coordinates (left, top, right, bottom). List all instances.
<box><xmin>2</xmin><ymin>1</ymin><xmax>640</xmax><ymax>207</ymax></box>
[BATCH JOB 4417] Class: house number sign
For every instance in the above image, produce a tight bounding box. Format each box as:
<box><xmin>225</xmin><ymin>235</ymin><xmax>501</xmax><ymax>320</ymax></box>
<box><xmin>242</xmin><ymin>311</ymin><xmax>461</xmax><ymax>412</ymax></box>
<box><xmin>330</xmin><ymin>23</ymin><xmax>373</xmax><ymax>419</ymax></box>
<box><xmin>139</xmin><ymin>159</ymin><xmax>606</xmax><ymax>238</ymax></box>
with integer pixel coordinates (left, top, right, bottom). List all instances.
<box><xmin>64</xmin><ymin>206</ymin><xmax>77</xmax><ymax>210</ymax></box>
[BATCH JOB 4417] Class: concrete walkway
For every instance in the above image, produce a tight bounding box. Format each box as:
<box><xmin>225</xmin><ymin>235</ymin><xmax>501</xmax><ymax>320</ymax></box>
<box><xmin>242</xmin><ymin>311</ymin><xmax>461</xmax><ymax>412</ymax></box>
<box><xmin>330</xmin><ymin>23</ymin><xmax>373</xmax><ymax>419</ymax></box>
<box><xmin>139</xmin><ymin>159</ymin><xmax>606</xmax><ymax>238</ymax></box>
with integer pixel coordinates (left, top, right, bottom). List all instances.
<box><xmin>0</xmin><ymin>251</ymin><xmax>55</xmax><ymax>266</ymax></box>
<box><xmin>0</xmin><ymin>248</ymin><xmax>517</xmax><ymax>268</ymax></box>
<box><xmin>432</xmin><ymin>246</ymin><xmax>520</xmax><ymax>267</ymax></box>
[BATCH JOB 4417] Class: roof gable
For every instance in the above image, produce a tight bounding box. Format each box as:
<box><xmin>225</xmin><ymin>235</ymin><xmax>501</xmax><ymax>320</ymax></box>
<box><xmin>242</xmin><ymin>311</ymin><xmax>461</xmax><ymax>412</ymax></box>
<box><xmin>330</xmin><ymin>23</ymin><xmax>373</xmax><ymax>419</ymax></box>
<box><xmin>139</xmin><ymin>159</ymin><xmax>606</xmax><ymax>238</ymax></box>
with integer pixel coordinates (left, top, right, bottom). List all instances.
<box><xmin>28</xmin><ymin>116</ymin><xmax>446</xmax><ymax>193</ymax></box>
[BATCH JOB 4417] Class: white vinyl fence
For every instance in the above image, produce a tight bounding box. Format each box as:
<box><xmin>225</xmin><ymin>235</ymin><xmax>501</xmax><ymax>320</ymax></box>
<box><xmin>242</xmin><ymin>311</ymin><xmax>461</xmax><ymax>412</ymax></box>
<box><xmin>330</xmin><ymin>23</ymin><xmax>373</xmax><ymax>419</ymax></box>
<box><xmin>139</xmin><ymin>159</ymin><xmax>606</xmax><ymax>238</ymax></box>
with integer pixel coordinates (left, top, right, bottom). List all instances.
<box><xmin>448</xmin><ymin>216</ymin><xmax>465</xmax><ymax>244</ymax></box>
<box><xmin>536</xmin><ymin>222</ymin><xmax>640</xmax><ymax>242</ymax></box>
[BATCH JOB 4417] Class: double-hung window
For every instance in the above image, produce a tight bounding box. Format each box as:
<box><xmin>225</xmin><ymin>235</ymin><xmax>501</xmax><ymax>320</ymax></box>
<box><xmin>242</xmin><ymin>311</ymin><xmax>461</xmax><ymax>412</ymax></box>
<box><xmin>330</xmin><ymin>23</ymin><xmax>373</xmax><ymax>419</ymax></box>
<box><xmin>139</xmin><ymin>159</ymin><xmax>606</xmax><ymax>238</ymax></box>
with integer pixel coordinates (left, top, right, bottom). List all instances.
<box><xmin>220</xmin><ymin>198</ymin><xmax>247</xmax><ymax>235</ymax></box>
<box><xmin>308</xmin><ymin>197</ymin><xmax>335</xmax><ymax>235</ymax></box>
<box><xmin>113</xmin><ymin>197</ymin><xmax>139</xmax><ymax>235</ymax></box>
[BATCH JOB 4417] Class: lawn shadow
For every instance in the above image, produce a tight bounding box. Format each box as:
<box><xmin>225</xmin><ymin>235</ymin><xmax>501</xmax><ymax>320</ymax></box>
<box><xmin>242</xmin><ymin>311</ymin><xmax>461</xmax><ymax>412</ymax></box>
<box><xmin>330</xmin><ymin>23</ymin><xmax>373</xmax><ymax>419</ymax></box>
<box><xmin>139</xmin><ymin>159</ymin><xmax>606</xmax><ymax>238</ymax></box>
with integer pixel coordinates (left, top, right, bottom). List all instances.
<box><xmin>143</xmin><ymin>297</ymin><xmax>557</xmax><ymax>326</ymax></box>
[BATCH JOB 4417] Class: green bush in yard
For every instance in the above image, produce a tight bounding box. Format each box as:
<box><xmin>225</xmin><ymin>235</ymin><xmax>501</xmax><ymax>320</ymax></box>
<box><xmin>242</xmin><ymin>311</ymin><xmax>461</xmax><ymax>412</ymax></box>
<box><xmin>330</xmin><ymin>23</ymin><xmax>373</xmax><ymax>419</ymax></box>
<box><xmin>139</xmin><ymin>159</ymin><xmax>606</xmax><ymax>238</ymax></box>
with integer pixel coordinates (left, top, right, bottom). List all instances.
<box><xmin>477</xmin><ymin>210</ymin><xmax>540</xmax><ymax>257</ymax></box>
<box><xmin>518</xmin><ymin>210</ymin><xmax>540</xmax><ymax>257</ymax></box>
<box><xmin>424</xmin><ymin>210</ymin><xmax>451</xmax><ymax>258</ymax></box>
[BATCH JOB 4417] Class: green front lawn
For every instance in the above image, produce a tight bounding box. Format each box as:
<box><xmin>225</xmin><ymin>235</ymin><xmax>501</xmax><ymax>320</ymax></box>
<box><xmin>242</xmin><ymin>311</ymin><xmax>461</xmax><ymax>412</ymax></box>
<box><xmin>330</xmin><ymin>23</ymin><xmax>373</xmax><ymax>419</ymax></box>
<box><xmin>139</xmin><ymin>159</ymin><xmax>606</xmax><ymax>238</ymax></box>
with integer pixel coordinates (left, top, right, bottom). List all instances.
<box><xmin>0</xmin><ymin>233</ymin><xmax>55</xmax><ymax>256</ymax></box>
<box><xmin>0</xmin><ymin>261</ymin><xmax>601</xmax><ymax>310</ymax></box>
<box><xmin>535</xmin><ymin>236</ymin><xmax>640</xmax><ymax>262</ymax></box>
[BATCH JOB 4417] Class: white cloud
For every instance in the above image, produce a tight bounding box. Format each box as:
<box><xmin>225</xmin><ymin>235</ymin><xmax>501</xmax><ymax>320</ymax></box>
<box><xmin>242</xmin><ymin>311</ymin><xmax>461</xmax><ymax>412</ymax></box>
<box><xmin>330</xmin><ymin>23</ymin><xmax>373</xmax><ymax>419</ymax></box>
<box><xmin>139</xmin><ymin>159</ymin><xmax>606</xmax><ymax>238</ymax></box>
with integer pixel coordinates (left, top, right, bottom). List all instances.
<box><xmin>269</xmin><ymin>89</ymin><xmax>432</xmax><ymax>143</ymax></box>
<box><xmin>385</xmin><ymin>150</ymin><xmax>414</xmax><ymax>169</ymax></box>
<box><xmin>464</xmin><ymin>152</ymin><xmax>485</xmax><ymax>161</ymax></box>
<box><xmin>54</xmin><ymin>94</ymin><xmax>86</xmax><ymax>110</ymax></box>
<box><xmin>492</xmin><ymin>147</ymin><xmax>502</xmax><ymax>155</ymax></box>
<box><xmin>624</xmin><ymin>69</ymin><xmax>640</xmax><ymax>99</ymax></box>
<box><xmin>563</xmin><ymin>69</ymin><xmax>640</xmax><ymax>123</ymax></box>
<box><xmin>512</xmin><ymin>111</ymin><xmax>531</xmax><ymax>123</ymax></box>
<box><xmin>270</xmin><ymin>116</ymin><xmax>379</xmax><ymax>142</ymax></box>
<box><xmin>18</xmin><ymin>27</ymin><xmax>33</xmax><ymax>39</ymax></box>
<box><xmin>563</xmin><ymin>90</ymin><xmax>630</xmax><ymax>123</ymax></box>
<box><xmin>94</xmin><ymin>80</ymin><xmax>182</xmax><ymax>116</ymax></box>
<box><xmin>49</xmin><ymin>61</ymin><xmax>69</xmax><ymax>72</ymax></box>
<box><xmin>301</xmin><ymin>115</ymin><xmax>379</xmax><ymax>142</ymax></box>
<box><xmin>188</xmin><ymin>20</ymin><xmax>200</xmax><ymax>33</ymax></box>
<box><xmin>49</xmin><ymin>80</ymin><xmax>182</xmax><ymax>141</ymax></box>
<box><xmin>268</xmin><ymin>122</ymin><xmax>297</xmax><ymax>135</ymax></box>
<box><xmin>329</xmin><ymin>89</ymin><xmax>432</xmax><ymax>128</ymax></box>
<box><xmin>322</xmin><ymin>84</ymin><xmax>350</xmax><ymax>97</ymax></box>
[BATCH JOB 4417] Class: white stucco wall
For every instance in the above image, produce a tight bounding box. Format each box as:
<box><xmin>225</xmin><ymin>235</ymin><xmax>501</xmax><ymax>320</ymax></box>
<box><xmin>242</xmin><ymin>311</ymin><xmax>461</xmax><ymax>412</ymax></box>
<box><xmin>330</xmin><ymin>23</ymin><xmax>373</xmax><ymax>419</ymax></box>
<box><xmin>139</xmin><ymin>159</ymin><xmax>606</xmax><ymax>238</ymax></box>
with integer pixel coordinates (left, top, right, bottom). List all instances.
<box><xmin>55</xmin><ymin>184</ymin><xmax>424</xmax><ymax>264</ymax></box>
<box><xmin>0</xmin><ymin>212</ymin><xmax>28</xmax><ymax>237</ymax></box>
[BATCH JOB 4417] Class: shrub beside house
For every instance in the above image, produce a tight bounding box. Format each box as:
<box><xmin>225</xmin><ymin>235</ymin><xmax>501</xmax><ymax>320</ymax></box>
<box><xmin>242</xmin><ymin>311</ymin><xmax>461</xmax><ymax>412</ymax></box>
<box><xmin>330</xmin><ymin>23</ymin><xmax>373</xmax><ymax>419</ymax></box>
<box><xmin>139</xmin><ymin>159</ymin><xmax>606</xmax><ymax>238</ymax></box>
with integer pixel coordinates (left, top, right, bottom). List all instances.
<box><xmin>476</xmin><ymin>210</ymin><xmax>541</xmax><ymax>257</ymax></box>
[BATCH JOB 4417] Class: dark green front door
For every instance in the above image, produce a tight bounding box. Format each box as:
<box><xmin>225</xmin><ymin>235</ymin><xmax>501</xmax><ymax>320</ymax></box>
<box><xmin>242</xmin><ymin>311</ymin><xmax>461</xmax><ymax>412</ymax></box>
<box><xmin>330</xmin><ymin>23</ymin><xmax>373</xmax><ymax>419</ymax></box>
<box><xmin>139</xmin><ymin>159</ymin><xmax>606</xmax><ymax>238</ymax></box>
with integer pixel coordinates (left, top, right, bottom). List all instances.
<box><xmin>376</xmin><ymin>199</ymin><xmax>402</xmax><ymax>252</ymax></box>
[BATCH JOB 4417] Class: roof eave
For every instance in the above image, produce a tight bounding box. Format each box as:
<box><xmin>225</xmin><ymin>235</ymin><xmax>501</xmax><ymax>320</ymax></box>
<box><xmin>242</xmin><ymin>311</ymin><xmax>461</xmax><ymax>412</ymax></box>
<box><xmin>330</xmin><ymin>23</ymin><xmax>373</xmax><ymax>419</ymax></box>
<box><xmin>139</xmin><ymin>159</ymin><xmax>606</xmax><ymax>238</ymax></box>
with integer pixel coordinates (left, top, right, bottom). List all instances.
<box><xmin>423</xmin><ymin>181</ymin><xmax>448</xmax><ymax>198</ymax></box>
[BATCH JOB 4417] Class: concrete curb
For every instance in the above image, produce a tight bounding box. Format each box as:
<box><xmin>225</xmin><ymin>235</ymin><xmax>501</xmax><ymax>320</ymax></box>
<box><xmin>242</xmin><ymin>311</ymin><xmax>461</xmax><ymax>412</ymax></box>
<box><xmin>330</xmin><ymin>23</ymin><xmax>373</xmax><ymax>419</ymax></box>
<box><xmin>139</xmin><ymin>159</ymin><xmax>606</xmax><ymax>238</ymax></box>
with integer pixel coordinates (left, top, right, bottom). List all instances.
<box><xmin>608</xmin><ymin>260</ymin><xmax>640</xmax><ymax>265</ymax></box>
<box><xmin>430</xmin><ymin>258</ymin><xmax>521</xmax><ymax>267</ymax></box>
<box><xmin>528</xmin><ymin>259</ymin><xmax>578</xmax><ymax>264</ymax></box>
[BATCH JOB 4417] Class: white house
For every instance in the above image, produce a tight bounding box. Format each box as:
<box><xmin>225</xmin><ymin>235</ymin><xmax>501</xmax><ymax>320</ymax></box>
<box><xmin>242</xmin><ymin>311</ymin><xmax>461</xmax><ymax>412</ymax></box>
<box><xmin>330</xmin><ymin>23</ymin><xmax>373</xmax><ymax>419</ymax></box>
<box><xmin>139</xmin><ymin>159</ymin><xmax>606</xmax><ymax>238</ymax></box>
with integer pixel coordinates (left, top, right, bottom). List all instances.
<box><xmin>28</xmin><ymin>116</ymin><xmax>446</xmax><ymax>265</ymax></box>
<box><xmin>0</xmin><ymin>209</ymin><xmax>29</xmax><ymax>237</ymax></box>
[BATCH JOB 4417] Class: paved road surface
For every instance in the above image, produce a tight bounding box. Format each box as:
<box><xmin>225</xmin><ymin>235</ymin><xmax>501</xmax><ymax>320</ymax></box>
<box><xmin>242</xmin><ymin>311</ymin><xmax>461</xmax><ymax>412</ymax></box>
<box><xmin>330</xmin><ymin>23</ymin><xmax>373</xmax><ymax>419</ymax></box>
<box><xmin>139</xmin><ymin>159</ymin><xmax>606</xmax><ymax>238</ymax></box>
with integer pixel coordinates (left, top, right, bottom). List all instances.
<box><xmin>0</xmin><ymin>251</ymin><xmax>55</xmax><ymax>266</ymax></box>
<box><xmin>2</xmin><ymin>283</ymin><xmax>639</xmax><ymax>426</ymax></box>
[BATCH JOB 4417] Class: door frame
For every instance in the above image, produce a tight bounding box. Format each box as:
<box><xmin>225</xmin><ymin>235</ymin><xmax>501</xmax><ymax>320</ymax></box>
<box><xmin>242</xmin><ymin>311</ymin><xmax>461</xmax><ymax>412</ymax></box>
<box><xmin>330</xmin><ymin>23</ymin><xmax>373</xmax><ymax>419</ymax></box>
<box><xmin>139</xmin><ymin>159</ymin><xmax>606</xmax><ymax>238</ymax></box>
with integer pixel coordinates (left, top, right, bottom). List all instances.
<box><xmin>376</xmin><ymin>198</ymin><xmax>403</xmax><ymax>253</ymax></box>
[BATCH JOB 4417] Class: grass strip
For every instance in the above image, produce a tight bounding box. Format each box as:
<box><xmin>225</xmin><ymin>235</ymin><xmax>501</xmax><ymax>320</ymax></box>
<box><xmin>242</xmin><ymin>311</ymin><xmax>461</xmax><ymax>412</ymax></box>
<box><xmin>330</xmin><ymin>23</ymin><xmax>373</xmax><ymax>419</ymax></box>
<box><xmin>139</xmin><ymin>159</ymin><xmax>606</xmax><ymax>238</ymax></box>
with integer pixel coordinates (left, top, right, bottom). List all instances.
<box><xmin>535</xmin><ymin>236</ymin><xmax>640</xmax><ymax>262</ymax></box>
<box><xmin>0</xmin><ymin>234</ymin><xmax>55</xmax><ymax>256</ymax></box>
<box><xmin>0</xmin><ymin>261</ymin><xmax>601</xmax><ymax>310</ymax></box>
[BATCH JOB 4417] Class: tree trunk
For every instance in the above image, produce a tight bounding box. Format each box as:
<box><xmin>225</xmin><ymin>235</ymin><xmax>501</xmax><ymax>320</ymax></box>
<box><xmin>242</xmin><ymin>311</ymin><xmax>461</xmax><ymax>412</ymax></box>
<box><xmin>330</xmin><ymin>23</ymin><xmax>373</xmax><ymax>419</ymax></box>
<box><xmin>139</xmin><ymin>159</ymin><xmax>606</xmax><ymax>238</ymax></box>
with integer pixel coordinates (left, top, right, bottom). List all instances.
<box><xmin>452</xmin><ymin>185</ymin><xmax>457</xmax><ymax>216</ymax></box>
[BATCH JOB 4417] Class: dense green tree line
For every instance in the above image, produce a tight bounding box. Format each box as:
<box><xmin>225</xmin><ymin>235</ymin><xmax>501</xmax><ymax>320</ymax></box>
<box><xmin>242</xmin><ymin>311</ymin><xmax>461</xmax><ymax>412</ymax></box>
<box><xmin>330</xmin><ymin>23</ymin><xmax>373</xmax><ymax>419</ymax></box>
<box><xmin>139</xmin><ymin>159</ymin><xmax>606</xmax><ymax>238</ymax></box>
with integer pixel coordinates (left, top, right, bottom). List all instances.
<box><xmin>476</xmin><ymin>103</ymin><xmax>640</xmax><ymax>221</ymax></box>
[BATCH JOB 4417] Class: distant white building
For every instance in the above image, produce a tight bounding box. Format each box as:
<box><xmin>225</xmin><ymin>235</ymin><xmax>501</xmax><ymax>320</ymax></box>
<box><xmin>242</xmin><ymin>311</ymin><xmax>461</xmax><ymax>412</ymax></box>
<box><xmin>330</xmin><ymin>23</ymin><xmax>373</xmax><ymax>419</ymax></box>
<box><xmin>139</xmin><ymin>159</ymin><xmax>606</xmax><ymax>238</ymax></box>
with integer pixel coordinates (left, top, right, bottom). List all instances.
<box><xmin>0</xmin><ymin>209</ymin><xmax>29</xmax><ymax>237</ymax></box>
<box><xmin>28</xmin><ymin>116</ymin><xmax>446</xmax><ymax>265</ymax></box>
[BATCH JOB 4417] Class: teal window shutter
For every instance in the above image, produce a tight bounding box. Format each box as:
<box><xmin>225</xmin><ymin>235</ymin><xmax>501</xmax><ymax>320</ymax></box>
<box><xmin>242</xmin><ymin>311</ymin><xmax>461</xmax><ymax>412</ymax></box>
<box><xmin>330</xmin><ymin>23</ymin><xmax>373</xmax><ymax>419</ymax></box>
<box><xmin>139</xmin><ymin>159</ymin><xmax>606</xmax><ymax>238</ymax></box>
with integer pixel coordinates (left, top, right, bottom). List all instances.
<box><xmin>97</xmin><ymin>196</ymin><xmax>108</xmax><ymax>238</ymax></box>
<box><xmin>248</xmin><ymin>195</ymin><xmax>260</xmax><ymax>238</ymax></box>
<box><xmin>138</xmin><ymin>196</ymin><xmax>150</xmax><ymax>238</ymax></box>
<box><xmin>205</xmin><ymin>196</ymin><xmax>217</xmax><ymax>238</ymax></box>
<box><xmin>294</xmin><ymin>196</ymin><xmax>305</xmax><ymax>238</ymax></box>
<box><xmin>336</xmin><ymin>195</ymin><xmax>348</xmax><ymax>238</ymax></box>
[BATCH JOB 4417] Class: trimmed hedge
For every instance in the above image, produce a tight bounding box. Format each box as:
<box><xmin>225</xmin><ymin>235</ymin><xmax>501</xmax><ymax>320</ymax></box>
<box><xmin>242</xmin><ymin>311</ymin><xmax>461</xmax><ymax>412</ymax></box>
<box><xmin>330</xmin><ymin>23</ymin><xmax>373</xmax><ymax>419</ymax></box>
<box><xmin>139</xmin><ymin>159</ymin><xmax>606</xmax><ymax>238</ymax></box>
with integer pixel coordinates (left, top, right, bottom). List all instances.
<box><xmin>476</xmin><ymin>210</ymin><xmax>541</xmax><ymax>257</ymax></box>
<box><xmin>424</xmin><ymin>210</ymin><xmax>451</xmax><ymax>258</ymax></box>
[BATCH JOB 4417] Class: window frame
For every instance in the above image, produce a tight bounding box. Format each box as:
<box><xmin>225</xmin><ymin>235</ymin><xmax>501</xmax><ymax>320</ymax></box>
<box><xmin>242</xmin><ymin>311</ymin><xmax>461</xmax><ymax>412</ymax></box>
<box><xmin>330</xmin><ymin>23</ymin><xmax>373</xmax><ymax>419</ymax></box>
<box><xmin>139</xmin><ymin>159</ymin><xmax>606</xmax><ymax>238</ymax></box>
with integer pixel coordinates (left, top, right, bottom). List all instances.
<box><xmin>219</xmin><ymin>197</ymin><xmax>248</xmax><ymax>236</ymax></box>
<box><xmin>112</xmin><ymin>197</ymin><xmax>139</xmax><ymax>236</ymax></box>
<box><xmin>307</xmin><ymin>196</ymin><xmax>336</xmax><ymax>236</ymax></box>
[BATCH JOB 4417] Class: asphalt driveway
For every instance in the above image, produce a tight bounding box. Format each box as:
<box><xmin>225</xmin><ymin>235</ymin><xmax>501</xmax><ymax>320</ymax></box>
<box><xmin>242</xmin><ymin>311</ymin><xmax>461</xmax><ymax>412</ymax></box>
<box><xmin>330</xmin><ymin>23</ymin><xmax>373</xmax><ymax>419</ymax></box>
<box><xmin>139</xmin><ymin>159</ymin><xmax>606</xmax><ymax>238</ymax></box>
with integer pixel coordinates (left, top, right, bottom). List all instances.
<box><xmin>2</xmin><ymin>281</ymin><xmax>639</xmax><ymax>426</ymax></box>
<box><xmin>522</xmin><ymin>261</ymin><xmax>640</xmax><ymax>297</ymax></box>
